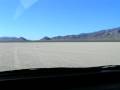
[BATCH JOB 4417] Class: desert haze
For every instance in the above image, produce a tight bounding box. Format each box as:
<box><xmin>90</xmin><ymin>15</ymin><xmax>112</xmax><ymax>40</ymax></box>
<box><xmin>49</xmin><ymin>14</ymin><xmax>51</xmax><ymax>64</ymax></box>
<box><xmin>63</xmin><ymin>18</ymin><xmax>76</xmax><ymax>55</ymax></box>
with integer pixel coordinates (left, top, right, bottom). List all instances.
<box><xmin>0</xmin><ymin>42</ymin><xmax>119</xmax><ymax>71</ymax></box>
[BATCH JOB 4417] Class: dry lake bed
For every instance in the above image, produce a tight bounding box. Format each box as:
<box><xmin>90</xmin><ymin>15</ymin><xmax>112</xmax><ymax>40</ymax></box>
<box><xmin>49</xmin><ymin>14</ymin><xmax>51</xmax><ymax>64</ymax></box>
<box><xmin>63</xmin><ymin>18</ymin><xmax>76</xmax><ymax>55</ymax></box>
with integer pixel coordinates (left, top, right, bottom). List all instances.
<box><xmin>0</xmin><ymin>42</ymin><xmax>120</xmax><ymax>71</ymax></box>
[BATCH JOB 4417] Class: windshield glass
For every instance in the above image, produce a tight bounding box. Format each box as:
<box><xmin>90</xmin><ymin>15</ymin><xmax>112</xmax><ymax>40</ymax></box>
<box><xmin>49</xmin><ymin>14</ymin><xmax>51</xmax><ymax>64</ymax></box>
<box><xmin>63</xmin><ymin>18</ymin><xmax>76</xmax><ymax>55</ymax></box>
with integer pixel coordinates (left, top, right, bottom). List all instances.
<box><xmin>0</xmin><ymin>0</ymin><xmax>120</xmax><ymax>71</ymax></box>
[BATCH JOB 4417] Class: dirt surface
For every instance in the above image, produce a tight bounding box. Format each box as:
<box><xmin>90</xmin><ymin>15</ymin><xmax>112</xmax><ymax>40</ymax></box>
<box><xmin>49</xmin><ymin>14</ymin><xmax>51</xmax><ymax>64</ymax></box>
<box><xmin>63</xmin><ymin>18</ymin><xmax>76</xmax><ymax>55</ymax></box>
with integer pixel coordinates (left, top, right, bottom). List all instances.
<box><xmin>0</xmin><ymin>42</ymin><xmax>119</xmax><ymax>71</ymax></box>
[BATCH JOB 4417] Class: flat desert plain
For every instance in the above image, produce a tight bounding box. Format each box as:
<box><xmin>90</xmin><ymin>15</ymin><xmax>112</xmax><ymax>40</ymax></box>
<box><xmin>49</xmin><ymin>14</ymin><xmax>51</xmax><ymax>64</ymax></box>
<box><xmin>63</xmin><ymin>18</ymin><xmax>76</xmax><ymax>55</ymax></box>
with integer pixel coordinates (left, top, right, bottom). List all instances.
<box><xmin>0</xmin><ymin>42</ymin><xmax>120</xmax><ymax>71</ymax></box>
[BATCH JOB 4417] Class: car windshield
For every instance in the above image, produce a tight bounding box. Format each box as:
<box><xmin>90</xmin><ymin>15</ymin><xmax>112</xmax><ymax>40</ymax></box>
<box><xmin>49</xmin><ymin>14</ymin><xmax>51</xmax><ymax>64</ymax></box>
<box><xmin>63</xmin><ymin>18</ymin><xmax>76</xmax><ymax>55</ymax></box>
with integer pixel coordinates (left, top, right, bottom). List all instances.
<box><xmin>0</xmin><ymin>0</ymin><xmax>120</xmax><ymax>72</ymax></box>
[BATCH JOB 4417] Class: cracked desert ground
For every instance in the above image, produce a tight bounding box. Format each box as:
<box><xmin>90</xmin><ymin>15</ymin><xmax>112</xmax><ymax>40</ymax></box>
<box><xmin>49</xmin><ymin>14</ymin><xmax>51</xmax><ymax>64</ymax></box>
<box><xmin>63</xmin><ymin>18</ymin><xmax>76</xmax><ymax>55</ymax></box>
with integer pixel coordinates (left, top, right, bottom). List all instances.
<box><xmin>0</xmin><ymin>42</ymin><xmax>120</xmax><ymax>71</ymax></box>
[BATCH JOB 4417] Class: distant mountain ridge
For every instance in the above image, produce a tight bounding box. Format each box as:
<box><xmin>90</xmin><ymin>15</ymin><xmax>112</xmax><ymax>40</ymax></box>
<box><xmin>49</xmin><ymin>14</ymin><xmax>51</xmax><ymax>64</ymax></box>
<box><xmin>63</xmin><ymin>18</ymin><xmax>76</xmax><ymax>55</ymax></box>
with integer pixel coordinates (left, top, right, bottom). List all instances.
<box><xmin>0</xmin><ymin>37</ymin><xmax>27</xmax><ymax>42</ymax></box>
<box><xmin>40</xmin><ymin>27</ymin><xmax>120</xmax><ymax>41</ymax></box>
<box><xmin>1</xmin><ymin>27</ymin><xmax>120</xmax><ymax>42</ymax></box>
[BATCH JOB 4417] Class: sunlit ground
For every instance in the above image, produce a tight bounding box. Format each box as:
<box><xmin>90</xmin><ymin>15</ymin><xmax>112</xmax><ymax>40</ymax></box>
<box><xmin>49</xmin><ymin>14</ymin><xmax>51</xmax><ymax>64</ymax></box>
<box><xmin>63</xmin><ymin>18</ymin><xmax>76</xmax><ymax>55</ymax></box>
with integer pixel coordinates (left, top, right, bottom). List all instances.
<box><xmin>0</xmin><ymin>42</ymin><xmax>120</xmax><ymax>71</ymax></box>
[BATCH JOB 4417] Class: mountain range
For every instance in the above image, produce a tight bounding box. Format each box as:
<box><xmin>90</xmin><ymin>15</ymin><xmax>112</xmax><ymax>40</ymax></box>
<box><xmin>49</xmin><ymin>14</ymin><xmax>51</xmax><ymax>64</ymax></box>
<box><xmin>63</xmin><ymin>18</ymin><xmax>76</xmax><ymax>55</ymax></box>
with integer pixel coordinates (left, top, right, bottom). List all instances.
<box><xmin>1</xmin><ymin>27</ymin><xmax>120</xmax><ymax>42</ymax></box>
<box><xmin>40</xmin><ymin>27</ymin><xmax>120</xmax><ymax>42</ymax></box>
<box><xmin>0</xmin><ymin>37</ymin><xmax>28</xmax><ymax>42</ymax></box>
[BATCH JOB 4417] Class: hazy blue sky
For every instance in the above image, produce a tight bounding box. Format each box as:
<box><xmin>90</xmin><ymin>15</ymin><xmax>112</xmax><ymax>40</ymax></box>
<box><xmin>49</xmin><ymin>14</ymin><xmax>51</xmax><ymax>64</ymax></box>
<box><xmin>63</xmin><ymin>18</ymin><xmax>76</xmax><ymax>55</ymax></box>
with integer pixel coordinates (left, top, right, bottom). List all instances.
<box><xmin>0</xmin><ymin>0</ymin><xmax>120</xmax><ymax>40</ymax></box>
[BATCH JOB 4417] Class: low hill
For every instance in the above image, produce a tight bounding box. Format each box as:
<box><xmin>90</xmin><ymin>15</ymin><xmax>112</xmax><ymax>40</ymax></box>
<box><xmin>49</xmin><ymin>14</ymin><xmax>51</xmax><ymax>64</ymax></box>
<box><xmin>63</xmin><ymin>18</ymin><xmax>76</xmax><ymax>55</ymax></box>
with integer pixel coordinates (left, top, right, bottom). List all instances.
<box><xmin>0</xmin><ymin>37</ymin><xmax>28</xmax><ymax>42</ymax></box>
